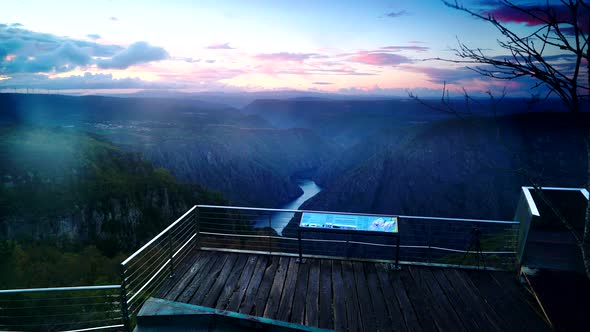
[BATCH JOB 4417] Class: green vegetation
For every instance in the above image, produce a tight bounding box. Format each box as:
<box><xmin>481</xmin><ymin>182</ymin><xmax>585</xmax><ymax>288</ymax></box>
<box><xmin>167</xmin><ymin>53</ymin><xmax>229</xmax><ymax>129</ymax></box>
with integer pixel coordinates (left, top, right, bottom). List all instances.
<box><xmin>0</xmin><ymin>126</ymin><xmax>227</xmax><ymax>288</ymax></box>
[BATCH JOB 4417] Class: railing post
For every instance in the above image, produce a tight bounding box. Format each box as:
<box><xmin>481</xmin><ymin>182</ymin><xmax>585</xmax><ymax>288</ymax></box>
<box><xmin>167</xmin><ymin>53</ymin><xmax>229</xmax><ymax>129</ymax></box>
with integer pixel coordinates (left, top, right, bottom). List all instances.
<box><xmin>119</xmin><ymin>264</ymin><xmax>131</xmax><ymax>332</ymax></box>
<box><xmin>296</xmin><ymin>227</ymin><xmax>304</xmax><ymax>263</ymax></box>
<box><xmin>268</xmin><ymin>213</ymin><xmax>272</xmax><ymax>254</ymax></box>
<box><xmin>168</xmin><ymin>231</ymin><xmax>174</xmax><ymax>278</ymax></box>
<box><xmin>395</xmin><ymin>235</ymin><xmax>401</xmax><ymax>270</ymax></box>
<box><xmin>194</xmin><ymin>206</ymin><xmax>200</xmax><ymax>249</ymax></box>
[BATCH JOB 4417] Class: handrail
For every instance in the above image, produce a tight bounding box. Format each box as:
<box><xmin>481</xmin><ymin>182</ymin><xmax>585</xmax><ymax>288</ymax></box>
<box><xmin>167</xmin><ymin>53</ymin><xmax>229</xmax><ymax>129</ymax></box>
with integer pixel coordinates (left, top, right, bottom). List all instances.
<box><xmin>0</xmin><ymin>284</ymin><xmax>123</xmax><ymax>332</ymax></box>
<box><xmin>196</xmin><ymin>204</ymin><xmax>517</xmax><ymax>224</ymax></box>
<box><xmin>122</xmin><ymin>205</ymin><xmax>197</xmax><ymax>265</ymax></box>
<box><xmin>196</xmin><ymin>205</ymin><xmax>520</xmax><ymax>269</ymax></box>
<box><xmin>0</xmin><ymin>285</ymin><xmax>120</xmax><ymax>294</ymax></box>
<box><xmin>119</xmin><ymin>205</ymin><xmax>198</xmax><ymax>331</ymax></box>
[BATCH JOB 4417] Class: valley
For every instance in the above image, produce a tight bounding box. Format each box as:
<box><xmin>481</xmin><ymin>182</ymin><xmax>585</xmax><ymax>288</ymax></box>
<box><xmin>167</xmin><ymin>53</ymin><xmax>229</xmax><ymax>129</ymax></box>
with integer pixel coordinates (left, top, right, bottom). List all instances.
<box><xmin>0</xmin><ymin>93</ymin><xmax>585</xmax><ymax>287</ymax></box>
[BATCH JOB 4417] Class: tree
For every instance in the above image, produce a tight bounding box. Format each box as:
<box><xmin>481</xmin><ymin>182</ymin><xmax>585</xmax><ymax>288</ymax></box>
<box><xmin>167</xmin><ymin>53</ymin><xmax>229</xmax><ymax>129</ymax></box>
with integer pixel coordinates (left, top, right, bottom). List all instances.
<box><xmin>442</xmin><ymin>0</ymin><xmax>589</xmax><ymax>112</ymax></box>
<box><xmin>422</xmin><ymin>0</ymin><xmax>590</xmax><ymax>278</ymax></box>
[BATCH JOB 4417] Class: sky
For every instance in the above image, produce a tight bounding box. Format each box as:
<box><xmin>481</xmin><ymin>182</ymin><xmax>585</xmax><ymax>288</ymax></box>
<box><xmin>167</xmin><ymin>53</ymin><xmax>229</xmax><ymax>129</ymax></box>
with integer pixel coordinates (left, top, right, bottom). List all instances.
<box><xmin>0</xmin><ymin>0</ymin><xmax>583</xmax><ymax>97</ymax></box>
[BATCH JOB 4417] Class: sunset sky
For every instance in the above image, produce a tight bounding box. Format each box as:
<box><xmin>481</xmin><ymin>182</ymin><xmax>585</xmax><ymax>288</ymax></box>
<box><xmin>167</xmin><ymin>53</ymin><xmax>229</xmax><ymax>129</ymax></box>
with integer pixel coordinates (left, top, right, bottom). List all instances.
<box><xmin>0</xmin><ymin>0</ymin><xmax>580</xmax><ymax>97</ymax></box>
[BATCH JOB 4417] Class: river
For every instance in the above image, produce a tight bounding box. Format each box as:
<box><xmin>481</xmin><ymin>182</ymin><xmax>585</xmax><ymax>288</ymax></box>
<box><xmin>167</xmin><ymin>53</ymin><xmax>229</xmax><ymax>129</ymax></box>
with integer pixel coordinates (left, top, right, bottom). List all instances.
<box><xmin>254</xmin><ymin>179</ymin><xmax>321</xmax><ymax>235</ymax></box>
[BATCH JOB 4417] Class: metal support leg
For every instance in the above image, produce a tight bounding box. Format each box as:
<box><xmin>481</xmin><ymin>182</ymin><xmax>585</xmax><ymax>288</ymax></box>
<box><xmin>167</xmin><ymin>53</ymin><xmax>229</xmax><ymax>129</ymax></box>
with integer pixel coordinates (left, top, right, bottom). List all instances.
<box><xmin>394</xmin><ymin>236</ymin><xmax>401</xmax><ymax>270</ymax></box>
<box><xmin>296</xmin><ymin>228</ymin><xmax>305</xmax><ymax>263</ymax></box>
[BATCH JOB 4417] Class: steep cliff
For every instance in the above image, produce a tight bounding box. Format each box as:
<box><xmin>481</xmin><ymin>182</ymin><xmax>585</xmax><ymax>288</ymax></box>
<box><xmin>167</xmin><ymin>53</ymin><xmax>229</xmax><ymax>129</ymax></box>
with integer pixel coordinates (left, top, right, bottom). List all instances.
<box><xmin>302</xmin><ymin>113</ymin><xmax>587</xmax><ymax>220</ymax></box>
<box><xmin>0</xmin><ymin>126</ymin><xmax>226</xmax><ymax>254</ymax></box>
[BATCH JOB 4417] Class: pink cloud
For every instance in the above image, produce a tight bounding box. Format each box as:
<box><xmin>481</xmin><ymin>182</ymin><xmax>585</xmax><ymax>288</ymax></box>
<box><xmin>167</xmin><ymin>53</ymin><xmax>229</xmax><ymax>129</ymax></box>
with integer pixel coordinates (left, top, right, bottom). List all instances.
<box><xmin>348</xmin><ymin>52</ymin><xmax>411</xmax><ymax>66</ymax></box>
<box><xmin>206</xmin><ymin>43</ymin><xmax>234</xmax><ymax>50</ymax></box>
<box><xmin>381</xmin><ymin>45</ymin><xmax>429</xmax><ymax>52</ymax></box>
<box><xmin>255</xmin><ymin>52</ymin><xmax>318</xmax><ymax>63</ymax></box>
<box><xmin>485</xmin><ymin>3</ymin><xmax>589</xmax><ymax>33</ymax></box>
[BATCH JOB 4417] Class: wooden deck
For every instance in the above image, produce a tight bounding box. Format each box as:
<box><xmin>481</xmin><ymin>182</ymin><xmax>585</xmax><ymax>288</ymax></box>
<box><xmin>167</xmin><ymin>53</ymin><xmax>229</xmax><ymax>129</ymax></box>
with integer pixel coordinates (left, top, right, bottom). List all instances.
<box><xmin>157</xmin><ymin>250</ymin><xmax>549</xmax><ymax>331</ymax></box>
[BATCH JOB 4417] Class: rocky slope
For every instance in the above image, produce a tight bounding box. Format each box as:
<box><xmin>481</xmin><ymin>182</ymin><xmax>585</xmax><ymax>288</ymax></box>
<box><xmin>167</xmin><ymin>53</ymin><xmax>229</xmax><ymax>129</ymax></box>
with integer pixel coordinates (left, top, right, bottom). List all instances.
<box><xmin>302</xmin><ymin>113</ymin><xmax>587</xmax><ymax>220</ymax></box>
<box><xmin>0</xmin><ymin>94</ymin><xmax>340</xmax><ymax>208</ymax></box>
<box><xmin>0</xmin><ymin>126</ymin><xmax>225</xmax><ymax>254</ymax></box>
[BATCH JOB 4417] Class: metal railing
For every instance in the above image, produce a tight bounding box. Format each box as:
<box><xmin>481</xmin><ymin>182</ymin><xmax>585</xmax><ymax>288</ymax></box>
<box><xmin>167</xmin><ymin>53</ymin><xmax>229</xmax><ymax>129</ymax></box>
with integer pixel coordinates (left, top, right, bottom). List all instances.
<box><xmin>119</xmin><ymin>205</ymin><xmax>197</xmax><ymax>331</ymax></box>
<box><xmin>196</xmin><ymin>205</ymin><xmax>520</xmax><ymax>270</ymax></box>
<box><xmin>0</xmin><ymin>285</ymin><xmax>123</xmax><ymax>332</ymax></box>
<box><xmin>0</xmin><ymin>204</ymin><xmax>521</xmax><ymax>331</ymax></box>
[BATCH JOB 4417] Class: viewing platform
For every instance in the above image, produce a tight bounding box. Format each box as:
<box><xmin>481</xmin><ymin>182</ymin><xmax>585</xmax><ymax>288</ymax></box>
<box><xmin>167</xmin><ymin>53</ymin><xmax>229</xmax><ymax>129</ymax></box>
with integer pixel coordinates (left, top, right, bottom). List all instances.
<box><xmin>149</xmin><ymin>249</ymin><xmax>548</xmax><ymax>331</ymax></box>
<box><xmin>1</xmin><ymin>201</ymin><xmax>554</xmax><ymax>331</ymax></box>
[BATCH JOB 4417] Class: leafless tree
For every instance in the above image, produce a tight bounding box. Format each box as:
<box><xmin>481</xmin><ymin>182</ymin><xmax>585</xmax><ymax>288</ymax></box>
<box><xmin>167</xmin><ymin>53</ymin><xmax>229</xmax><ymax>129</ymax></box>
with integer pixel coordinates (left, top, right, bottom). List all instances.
<box><xmin>416</xmin><ymin>0</ymin><xmax>590</xmax><ymax>278</ymax></box>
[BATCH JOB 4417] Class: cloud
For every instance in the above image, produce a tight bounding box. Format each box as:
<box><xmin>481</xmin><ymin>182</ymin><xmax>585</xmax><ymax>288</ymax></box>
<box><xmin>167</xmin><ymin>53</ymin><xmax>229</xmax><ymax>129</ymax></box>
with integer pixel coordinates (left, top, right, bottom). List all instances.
<box><xmin>347</xmin><ymin>52</ymin><xmax>411</xmax><ymax>66</ymax></box>
<box><xmin>385</xmin><ymin>10</ymin><xmax>408</xmax><ymax>18</ymax></box>
<box><xmin>407</xmin><ymin>66</ymin><xmax>482</xmax><ymax>84</ymax></box>
<box><xmin>255</xmin><ymin>52</ymin><xmax>318</xmax><ymax>63</ymax></box>
<box><xmin>1</xmin><ymin>42</ymin><xmax>92</xmax><ymax>74</ymax></box>
<box><xmin>0</xmin><ymin>26</ymin><xmax>124</xmax><ymax>73</ymax></box>
<box><xmin>0</xmin><ymin>26</ymin><xmax>169</xmax><ymax>73</ymax></box>
<box><xmin>87</xmin><ymin>34</ymin><xmax>101</xmax><ymax>40</ymax></box>
<box><xmin>206</xmin><ymin>42</ymin><xmax>234</xmax><ymax>49</ymax></box>
<box><xmin>176</xmin><ymin>57</ymin><xmax>200</xmax><ymax>63</ymax></box>
<box><xmin>484</xmin><ymin>3</ymin><xmax>589</xmax><ymax>33</ymax></box>
<box><xmin>312</xmin><ymin>82</ymin><xmax>333</xmax><ymax>85</ymax></box>
<box><xmin>96</xmin><ymin>41</ymin><xmax>169</xmax><ymax>69</ymax></box>
<box><xmin>381</xmin><ymin>45</ymin><xmax>429</xmax><ymax>52</ymax></box>
<box><xmin>0</xmin><ymin>72</ymin><xmax>185</xmax><ymax>90</ymax></box>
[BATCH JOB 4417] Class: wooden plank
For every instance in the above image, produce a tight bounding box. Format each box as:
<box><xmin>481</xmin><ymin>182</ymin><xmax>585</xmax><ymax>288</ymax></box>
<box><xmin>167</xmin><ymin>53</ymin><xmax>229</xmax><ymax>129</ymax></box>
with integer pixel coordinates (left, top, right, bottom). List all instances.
<box><xmin>276</xmin><ymin>258</ymin><xmax>300</xmax><ymax>322</ymax></box>
<box><xmin>464</xmin><ymin>270</ymin><xmax>548</xmax><ymax>332</ymax></box>
<box><xmin>176</xmin><ymin>251</ymin><xmax>220</xmax><ymax>303</ymax></box>
<box><xmin>253</xmin><ymin>256</ymin><xmax>280</xmax><ymax>317</ymax></box>
<box><xmin>375</xmin><ymin>264</ymin><xmax>409</xmax><ymax>332</ymax></box>
<box><xmin>238</xmin><ymin>255</ymin><xmax>269</xmax><ymax>315</ymax></box>
<box><xmin>156</xmin><ymin>250</ymin><xmax>200</xmax><ymax>298</ymax></box>
<box><xmin>398</xmin><ymin>267</ymin><xmax>437</xmax><ymax>332</ymax></box>
<box><xmin>441</xmin><ymin>268</ymin><xmax>504</xmax><ymax>332</ymax></box>
<box><xmin>331</xmin><ymin>260</ymin><xmax>347</xmax><ymax>332</ymax></box>
<box><xmin>488</xmin><ymin>272</ymin><xmax>550</xmax><ymax>331</ymax></box>
<box><xmin>225</xmin><ymin>255</ymin><xmax>259</xmax><ymax>312</ymax></box>
<box><xmin>409</xmin><ymin>266</ymin><xmax>466</xmax><ymax>332</ymax></box>
<box><xmin>430</xmin><ymin>268</ymin><xmax>486</xmax><ymax>332</ymax></box>
<box><xmin>341</xmin><ymin>261</ymin><xmax>362</xmax><ymax>332</ymax></box>
<box><xmin>202</xmin><ymin>253</ymin><xmax>239</xmax><ymax>308</ymax></box>
<box><xmin>365</xmin><ymin>263</ymin><xmax>394</xmax><ymax>331</ymax></box>
<box><xmin>389</xmin><ymin>269</ymin><xmax>422</xmax><ymax>332</ymax></box>
<box><xmin>319</xmin><ymin>259</ymin><xmax>334</xmax><ymax>330</ymax></box>
<box><xmin>215</xmin><ymin>254</ymin><xmax>249</xmax><ymax>310</ymax></box>
<box><xmin>189</xmin><ymin>253</ymin><xmax>230</xmax><ymax>305</ymax></box>
<box><xmin>263</xmin><ymin>256</ymin><xmax>291</xmax><ymax>319</ymax></box>
<box><xmin>353</xmin><ymin>261</ymin><xmax>377</xmax><ymax>332</ymax></box>
<box><xmin>305</xmin><ymin>259</ymin><xmax>320</xmax><ymax>328</ymax></box>
<box><xmin>290</xmin><ymin>260</ymin><xmax>310</xmax><ymax>325</ymax></box>
<box><xmin>162</xmin><ymin>251</ymin><xmax>207</xmax><ymax>301</ymax></box>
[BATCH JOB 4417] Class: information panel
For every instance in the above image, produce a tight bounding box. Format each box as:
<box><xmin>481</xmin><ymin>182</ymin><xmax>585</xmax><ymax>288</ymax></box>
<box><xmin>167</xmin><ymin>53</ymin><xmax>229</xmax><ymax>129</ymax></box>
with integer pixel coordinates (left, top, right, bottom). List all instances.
<box><xmin>300</xmin><ymin>212</ymin><xmax>398</xmax><ymax>233</ymax></box>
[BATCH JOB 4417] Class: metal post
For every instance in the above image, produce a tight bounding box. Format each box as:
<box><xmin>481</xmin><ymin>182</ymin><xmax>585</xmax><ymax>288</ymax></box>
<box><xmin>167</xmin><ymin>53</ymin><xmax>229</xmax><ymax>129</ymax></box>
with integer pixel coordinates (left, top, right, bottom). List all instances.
<box><xmin>297</xmin><ymin>227</ymin><xmax>304</xmax><ymax>263</ymax></box>
<box><xmin>194</xmin><ymin>207</ymin><xmax>200</xmax><ymax>249</ymax></box>
<box><xmin>168</xmin><ymin>232</ymin><xmax>174</xmax><ymax>278</ymax></box>
<box><xmin>395</xmin><ymin>235</ymin><xmax>401</xmax><ymax>270</ymax></box>
<box><xmin>119</xmin><ymin>264</ymin><xmax>131</xmax><ymax>332</ymax></box>
<box><xmin>268</xmin><ymin>214</ymin><xmax>272</xmax><ymax>254</ymax></box>
<box><xmin>426</xmin><ymin>221</ymin><xmax>432</xmax><ymax>264</ymax></box>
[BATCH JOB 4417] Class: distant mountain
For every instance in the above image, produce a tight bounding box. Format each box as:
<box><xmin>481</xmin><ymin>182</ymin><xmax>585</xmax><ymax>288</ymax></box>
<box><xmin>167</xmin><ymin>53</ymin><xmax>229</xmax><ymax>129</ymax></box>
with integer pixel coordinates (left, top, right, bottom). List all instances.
<box><xmin>243</xmin><ymin>99</ymin><xmax>455</xmax><ymax>147</ymax></box>
<box><xmin>0</xmin><ymin>93</ymin><xmax>340</xmax><ymax>208</ymax></box>
<box><xmin>242</xmin><ymin>98</ymin><xmax>570</xmax><ymax>147</ymax></box>
<box><xmin>302</xmin><ymin>113</ymin><xmax>587</xmax><ymax>220</ymax></box>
